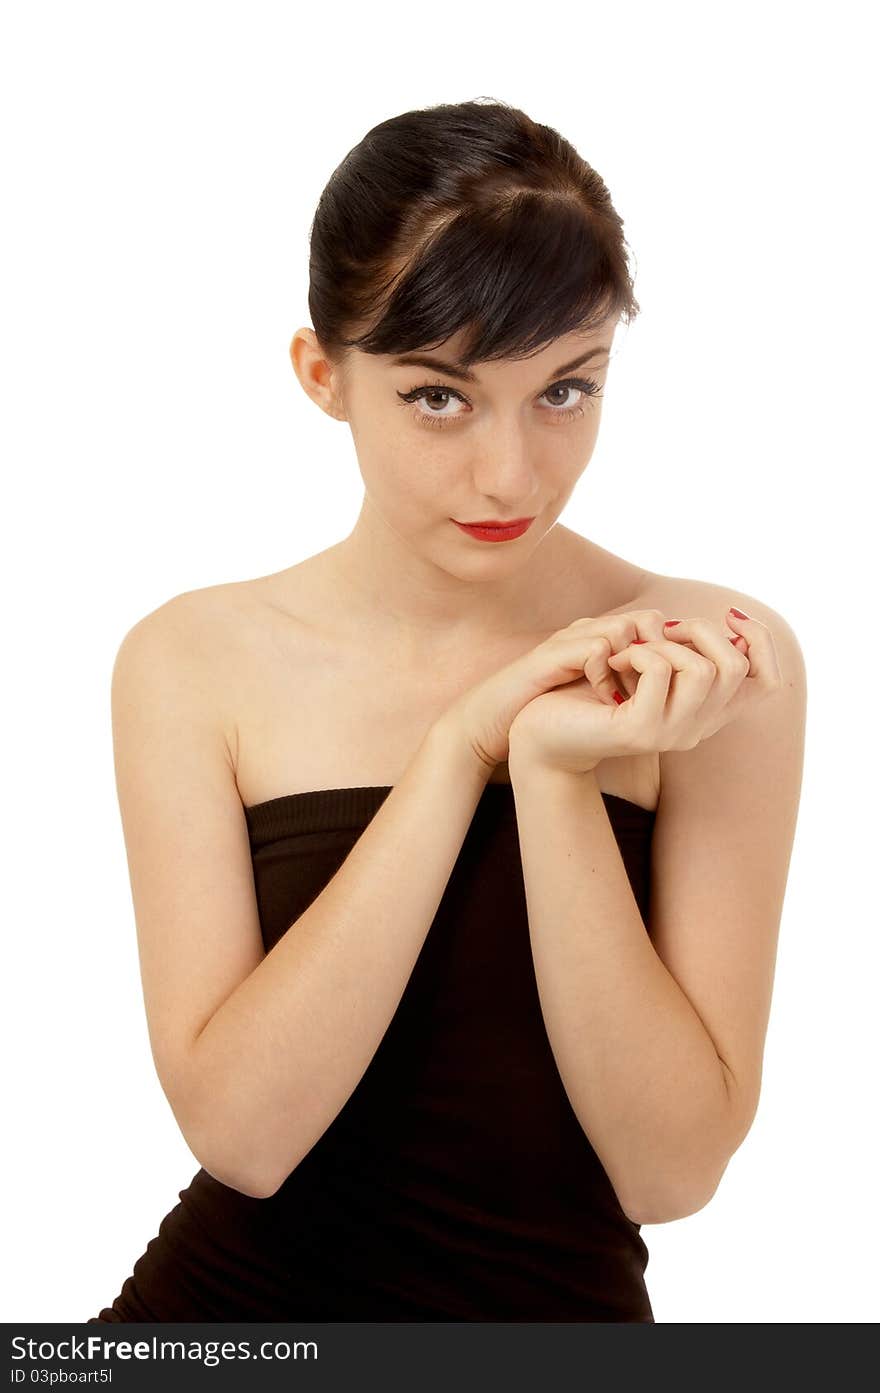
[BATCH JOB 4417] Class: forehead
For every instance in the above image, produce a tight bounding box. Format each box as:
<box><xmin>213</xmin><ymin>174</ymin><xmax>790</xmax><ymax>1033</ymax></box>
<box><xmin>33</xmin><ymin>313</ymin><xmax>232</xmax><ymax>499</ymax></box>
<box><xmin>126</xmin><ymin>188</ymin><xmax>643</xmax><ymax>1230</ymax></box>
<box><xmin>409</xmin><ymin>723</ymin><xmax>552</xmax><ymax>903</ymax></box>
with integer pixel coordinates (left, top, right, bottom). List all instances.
<box><xmin>377</xmin><ymin>324</ymin><xmax>617</xmax><ymax>383</ymax></box>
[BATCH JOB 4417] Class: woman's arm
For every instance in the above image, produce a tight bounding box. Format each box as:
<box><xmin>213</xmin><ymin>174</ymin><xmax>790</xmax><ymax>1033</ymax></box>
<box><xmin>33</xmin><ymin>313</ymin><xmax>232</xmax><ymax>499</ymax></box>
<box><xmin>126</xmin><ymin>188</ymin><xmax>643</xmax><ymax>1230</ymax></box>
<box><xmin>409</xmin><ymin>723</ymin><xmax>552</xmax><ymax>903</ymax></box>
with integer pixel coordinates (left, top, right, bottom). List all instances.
<box><xmin>507</xmin><ymin>751</ymin><xmax>734</xmax><ymax>1226</ymax></box>
<box><xmin>110</xmin><ymin>595</ymin><xmax>494</xmax><ymax>1202</ymax></box>
<box><xmin>189</xmin><ymin>717</ymin><xmax>492</xmax><ymax>1197</ymax></box>
<box><xmin>506</xmin><ymin>592</ymin><xmax>806</xmax><ymax>1227</ymax></box>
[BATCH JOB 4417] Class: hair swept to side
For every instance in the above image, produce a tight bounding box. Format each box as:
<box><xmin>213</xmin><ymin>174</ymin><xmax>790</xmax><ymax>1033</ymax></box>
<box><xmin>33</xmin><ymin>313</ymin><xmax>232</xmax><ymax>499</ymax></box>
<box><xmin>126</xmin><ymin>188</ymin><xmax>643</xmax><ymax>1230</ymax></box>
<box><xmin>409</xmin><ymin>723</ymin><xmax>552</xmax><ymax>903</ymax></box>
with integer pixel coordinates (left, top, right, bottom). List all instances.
<box><xmin>307</xmin><ymin>96</ymin><xmax>640</xmax><ymax>371</ymax></box>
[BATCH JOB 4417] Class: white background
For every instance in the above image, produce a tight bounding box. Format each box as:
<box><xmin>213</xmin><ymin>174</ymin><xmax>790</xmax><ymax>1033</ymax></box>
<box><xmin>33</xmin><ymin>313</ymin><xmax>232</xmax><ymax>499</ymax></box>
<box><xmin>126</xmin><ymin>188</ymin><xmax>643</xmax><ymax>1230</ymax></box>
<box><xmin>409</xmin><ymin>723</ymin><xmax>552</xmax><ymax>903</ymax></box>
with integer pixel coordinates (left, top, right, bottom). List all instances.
<box><xmin>3</xmin><ymin>0</ymin><xmax>876</xmax><ymax>1325</ymax></box>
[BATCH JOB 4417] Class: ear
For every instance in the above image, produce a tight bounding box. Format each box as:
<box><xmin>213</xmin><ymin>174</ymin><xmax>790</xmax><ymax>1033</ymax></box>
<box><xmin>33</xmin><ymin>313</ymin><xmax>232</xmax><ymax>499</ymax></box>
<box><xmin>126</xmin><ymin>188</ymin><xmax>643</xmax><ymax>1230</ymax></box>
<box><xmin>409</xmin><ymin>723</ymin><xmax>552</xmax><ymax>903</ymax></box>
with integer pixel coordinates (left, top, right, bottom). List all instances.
<box><xmin>289</xmin><ymin>327</ymin><xmax>347</xmax><ymax>422</ymax></box>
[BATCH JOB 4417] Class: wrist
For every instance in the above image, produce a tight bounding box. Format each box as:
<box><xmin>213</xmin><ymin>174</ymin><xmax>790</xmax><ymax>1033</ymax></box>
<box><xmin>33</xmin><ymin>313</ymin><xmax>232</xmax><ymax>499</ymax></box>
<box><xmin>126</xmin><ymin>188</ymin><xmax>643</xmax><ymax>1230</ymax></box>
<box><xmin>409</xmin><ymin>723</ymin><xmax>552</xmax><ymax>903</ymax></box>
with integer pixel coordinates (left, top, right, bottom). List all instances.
<box><xmin>507</xmin><ymin>726</ymin><xmax>600</xmax><ymax>778</ymax></box>
<box><xmin>426</xmin><ymin>713</ymin><xmax>497</xmax><ymax>789</ymax></box>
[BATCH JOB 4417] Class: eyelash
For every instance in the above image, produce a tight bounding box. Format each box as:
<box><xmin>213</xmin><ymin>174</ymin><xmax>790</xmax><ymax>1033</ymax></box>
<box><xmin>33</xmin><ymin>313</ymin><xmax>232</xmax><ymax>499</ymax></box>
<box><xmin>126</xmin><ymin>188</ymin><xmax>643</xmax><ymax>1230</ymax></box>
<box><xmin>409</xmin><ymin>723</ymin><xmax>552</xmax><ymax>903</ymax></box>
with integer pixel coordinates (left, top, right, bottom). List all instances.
<box><xmin>395</xmin><ymin>376</ymin><xmax>603</xmax><ymax>430</ymax></box>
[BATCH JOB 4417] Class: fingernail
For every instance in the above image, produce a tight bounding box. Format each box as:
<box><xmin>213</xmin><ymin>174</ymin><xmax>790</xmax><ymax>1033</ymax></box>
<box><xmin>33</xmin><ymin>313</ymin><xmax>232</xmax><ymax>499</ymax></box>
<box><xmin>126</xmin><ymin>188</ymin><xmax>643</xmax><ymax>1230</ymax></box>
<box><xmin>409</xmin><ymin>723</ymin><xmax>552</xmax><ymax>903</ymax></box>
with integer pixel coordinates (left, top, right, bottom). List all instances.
<box><xmin>729</xmin><ymin>607</ymin><xmax>750</xmax><ymax>620</ymax></box>
<box><xmin>632</xmin><ymin>639</ymin><xmax>647</xmax><ymax>644</ymax></box>
<box><xmin>663</xmin><ymin>620</ymin><xmax>680</xmax><ymax>628</ymax></box>
<box><xmin>612</xmin><ymin>690</ymin><xmax>625</xmax><ymax>704</ymax></box>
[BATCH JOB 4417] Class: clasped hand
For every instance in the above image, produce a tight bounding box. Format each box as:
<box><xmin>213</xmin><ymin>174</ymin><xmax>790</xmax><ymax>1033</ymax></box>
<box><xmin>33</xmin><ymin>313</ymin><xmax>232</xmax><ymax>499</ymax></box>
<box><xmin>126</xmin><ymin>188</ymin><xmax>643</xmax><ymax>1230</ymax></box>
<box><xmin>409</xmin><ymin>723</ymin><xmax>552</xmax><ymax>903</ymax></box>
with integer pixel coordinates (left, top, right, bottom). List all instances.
<box><xmin>451</xmin><ymin>607</ymin><xmax>784</xmax><ymax>776</ymax></box>
<box><xmin>508</xmin><ymin>607</ymin><xmax>785</xmax><ymax>773</ymax></box>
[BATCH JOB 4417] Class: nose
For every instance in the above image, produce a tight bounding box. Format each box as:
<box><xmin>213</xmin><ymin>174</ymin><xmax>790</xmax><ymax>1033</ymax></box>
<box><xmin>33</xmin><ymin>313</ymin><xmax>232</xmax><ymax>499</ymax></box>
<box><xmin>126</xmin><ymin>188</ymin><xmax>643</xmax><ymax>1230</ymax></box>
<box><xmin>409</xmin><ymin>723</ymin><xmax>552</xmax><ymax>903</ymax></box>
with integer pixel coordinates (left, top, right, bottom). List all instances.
<box><xmin>471</xmin><ymin>424</ymin><xmax>541</xmax><ymax>509</ymax></box>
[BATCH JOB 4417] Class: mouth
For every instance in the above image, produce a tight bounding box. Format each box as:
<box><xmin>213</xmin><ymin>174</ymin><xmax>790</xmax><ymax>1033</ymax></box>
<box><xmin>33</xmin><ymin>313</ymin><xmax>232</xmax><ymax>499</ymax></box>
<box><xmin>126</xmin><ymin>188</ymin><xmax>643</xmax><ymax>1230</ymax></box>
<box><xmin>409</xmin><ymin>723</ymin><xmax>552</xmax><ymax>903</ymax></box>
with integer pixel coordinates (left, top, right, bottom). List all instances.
<box><xmin>451</xmin><ymin>517</ymin><xmax>535</xmax><ymax>543</ymax></box>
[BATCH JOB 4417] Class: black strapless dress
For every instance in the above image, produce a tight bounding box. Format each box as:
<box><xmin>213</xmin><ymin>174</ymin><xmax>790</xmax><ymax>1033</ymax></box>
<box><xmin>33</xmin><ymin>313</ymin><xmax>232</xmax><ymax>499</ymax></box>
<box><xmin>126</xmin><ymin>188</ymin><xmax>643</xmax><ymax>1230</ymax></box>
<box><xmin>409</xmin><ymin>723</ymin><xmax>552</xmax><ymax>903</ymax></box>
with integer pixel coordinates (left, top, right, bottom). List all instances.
<box><xmin>88</xmin><ymin>783</ymin><xmax>656</xmax><ymax>1322</ymax></box>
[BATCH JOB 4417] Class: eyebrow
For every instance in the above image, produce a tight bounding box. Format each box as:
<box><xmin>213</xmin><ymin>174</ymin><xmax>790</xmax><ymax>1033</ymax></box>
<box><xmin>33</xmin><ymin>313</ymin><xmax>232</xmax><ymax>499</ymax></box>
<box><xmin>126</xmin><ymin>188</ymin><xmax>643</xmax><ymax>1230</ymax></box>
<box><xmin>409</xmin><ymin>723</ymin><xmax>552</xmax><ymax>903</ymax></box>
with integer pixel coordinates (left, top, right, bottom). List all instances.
<box><xmin>389</xmin><ymin>345</ymin><xmax>611</xmax><ymax>384</ymax></box>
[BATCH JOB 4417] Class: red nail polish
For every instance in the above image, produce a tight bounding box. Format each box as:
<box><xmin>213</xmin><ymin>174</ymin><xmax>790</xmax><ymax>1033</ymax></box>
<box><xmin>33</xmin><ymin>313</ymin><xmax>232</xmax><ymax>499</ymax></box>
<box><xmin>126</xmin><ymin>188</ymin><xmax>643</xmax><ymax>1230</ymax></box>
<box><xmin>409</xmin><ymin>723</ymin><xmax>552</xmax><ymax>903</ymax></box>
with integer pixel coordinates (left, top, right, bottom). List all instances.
<box><xmin>612</xmin><ymin>690</ymin><xmax>624</xmax><ymax>704</ymax></box>
<box><xmin>663</xmin><ymin>620</ymin><xmax>680</xmax><ymax>628</ymax></box>
<box><xmin>729</xmin><ymin>607</ymin><xmax>749</xmax><ymax>620</ymax></box>
<box><xmin>632</xmin><ymin>639</ymin><xmax>647</xmax><ymax>644</ymax></box>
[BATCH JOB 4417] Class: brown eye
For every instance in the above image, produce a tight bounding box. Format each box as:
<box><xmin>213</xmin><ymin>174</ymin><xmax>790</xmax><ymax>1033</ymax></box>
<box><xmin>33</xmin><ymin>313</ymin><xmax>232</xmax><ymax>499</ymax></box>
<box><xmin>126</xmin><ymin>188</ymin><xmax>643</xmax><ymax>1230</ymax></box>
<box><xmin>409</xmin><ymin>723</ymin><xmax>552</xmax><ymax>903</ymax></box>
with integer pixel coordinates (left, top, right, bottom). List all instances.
<box><xmin>396</xmin><ymin>383</ymin><xmax>469</xmax><ymax>429</ymax></box>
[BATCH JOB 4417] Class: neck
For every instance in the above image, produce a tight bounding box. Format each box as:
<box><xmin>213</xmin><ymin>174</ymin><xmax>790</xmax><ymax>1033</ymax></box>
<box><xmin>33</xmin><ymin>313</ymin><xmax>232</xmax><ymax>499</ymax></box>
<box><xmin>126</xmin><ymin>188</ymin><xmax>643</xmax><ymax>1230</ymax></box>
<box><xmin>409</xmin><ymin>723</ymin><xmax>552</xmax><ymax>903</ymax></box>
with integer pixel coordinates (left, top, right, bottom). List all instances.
<box><xmin>321</xmin><ymin>496</ymin><xmax>582</xmax><ymax>648</ymax></box>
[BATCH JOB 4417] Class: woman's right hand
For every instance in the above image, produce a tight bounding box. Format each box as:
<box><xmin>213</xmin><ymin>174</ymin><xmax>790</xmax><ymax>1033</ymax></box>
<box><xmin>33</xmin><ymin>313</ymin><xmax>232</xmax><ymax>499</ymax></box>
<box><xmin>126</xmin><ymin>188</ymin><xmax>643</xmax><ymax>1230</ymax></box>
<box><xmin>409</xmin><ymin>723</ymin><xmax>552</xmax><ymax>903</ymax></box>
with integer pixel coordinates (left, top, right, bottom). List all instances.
<box><xmin>439</xmin><ymin>609</ymin><xmax>674</xmax><ymax>772</ymax></box>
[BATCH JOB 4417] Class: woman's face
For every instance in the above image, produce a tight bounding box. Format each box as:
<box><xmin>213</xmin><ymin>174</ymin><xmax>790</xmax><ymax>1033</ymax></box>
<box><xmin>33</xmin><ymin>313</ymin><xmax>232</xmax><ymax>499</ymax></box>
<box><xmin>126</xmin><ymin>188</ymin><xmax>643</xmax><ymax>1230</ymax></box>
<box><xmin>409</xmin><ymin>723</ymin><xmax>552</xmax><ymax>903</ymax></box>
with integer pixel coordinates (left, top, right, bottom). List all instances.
<box><xmin>294</xmin><ymin>317</ymin><xmax>618</xmax><ymax>575</ymax></box>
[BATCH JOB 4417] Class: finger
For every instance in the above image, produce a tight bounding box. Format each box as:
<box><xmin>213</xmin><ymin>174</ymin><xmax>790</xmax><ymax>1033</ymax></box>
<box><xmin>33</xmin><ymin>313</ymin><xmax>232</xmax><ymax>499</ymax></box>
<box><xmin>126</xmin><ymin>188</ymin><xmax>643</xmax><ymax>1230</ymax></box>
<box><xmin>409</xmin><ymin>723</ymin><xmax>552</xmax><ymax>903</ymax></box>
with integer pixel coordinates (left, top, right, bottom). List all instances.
<box><xmin>608</xmin><ymin>638</ymin><xmax>716</xmax><ymax>728</ymax></box>
<box><xmin>543</xmin><ymin>633</ymin><xmax>624</xmax><ymax>707</ymax></box>
<box><xmin>661</xmin><ymin>617</ymin><xmax>750</xmax><ymax>696</ymax></box>
<box><xmin>724</xmin><ymin>608</ymin><xmax>784</xmax><ymax>688</ymax></box>
<box><xmin>566</xmin><ymin>630</ymin><xmax>633</xmax><ymax>706</ymax></box>
<box><xmin>606</xmin><ymin>642</ymin><xmax>675</xmax><ymax>723</ymax></box>
<box><xmin>662</xmin><ymin>620</ymin><xmax>750</xmax><ymax>664</ymax></box>
<box><xmin>583</xmin><ymin>639</ymin><xmax>631</xmax><ymax>706</ymax></box>
<box><xmin>565</xmin><ymin>620</ymin><xmax>640</xmax><ymax>704</ymax></box>
<box><xmin>613</xmin><ymin>664</ymin><xmax>639</xmax><ymax>701</ymax></box>
<box><xmin>621</xmin><ymin>609</ymin><xmax>674</xmax><ymax>642</ymax></box>
<box><xmin>567</xmin><ymin>612</ymin><xmax>669</xmax><ymax>700</ymax></box>
<box><xmin>661</xmin><ymin>613</ymin><xmax>746</xmax><ymax>649</ymax></box>
<box><xmin>658</xmin><ymin>618</ymin><xmax>752</xmax><ymax>730</ymax></box>
<box><xmin>567</xmin><ymin>610</ymin><xmax>668</xmax><ymax>643</ymax></box>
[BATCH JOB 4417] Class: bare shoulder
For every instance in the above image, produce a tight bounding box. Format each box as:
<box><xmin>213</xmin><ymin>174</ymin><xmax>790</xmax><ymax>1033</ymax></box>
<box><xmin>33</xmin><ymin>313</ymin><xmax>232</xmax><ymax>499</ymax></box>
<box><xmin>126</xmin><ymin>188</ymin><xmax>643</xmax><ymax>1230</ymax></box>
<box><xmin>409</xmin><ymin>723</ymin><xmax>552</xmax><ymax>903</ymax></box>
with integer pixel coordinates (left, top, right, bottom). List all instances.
<box><xmin>114</xmin><ymin>579</ymin><xmax>275</xmax><ymax>767</ymax></box>
<box><xmin>123</xmin><ymin>575</ymin><xmax>282</xmax><ymax>640</ymax></box>
<box><xmin>116</xmin><ymin>569</ymin><xmax>324</xmax><ymax>779</ymax></box>
<box><xmin>643</xmin><ymin>570</ymin><xmax>805</xmax><ymax>676</ymax></box>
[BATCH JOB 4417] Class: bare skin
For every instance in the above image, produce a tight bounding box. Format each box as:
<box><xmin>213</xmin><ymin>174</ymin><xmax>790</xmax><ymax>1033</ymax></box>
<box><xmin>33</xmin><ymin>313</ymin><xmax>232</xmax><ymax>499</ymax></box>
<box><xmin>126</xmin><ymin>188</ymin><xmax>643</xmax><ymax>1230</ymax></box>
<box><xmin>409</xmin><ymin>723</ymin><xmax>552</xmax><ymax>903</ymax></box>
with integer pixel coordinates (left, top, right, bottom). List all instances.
<box><xmin>109</xmin><ymin>320</ymin><xmax>695</xmax><ymax>1195</ymax></box>
<box><xmin>228</xmin><ymin>537</ymin><xmax>660</xmax><ymax>813</ymax></box>
<box><xmin>217</xmin><ymin>318</ymin><xmax>668</xmax><ymax>813</ymax></box>
<box><xmin>104</xmin><ymin>302</ymin><xmax>806</xmax><ymax>1210</ymax></box>
<box><xmin>213</xmin><ymin>531</ymin><xmax>664</xmax><ymax>814</ymax></box>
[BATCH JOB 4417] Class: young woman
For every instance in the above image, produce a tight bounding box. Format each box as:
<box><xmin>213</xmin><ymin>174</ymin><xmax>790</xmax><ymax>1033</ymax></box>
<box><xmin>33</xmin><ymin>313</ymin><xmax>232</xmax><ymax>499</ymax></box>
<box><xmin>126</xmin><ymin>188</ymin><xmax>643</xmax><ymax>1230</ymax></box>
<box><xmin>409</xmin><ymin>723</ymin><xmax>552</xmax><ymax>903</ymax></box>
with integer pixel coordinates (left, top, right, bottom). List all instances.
<box><xmin>88</xmin><ymin>97</ymin><xmax>805</xmax><ymax>1323</ymax></box>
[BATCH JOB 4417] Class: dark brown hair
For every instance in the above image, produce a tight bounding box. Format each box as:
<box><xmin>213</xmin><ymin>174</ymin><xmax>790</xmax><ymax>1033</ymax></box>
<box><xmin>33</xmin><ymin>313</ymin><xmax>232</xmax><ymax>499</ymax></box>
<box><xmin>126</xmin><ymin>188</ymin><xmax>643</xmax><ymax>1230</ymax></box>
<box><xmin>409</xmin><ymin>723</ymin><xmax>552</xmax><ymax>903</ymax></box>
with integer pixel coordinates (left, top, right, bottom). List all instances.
<box><xmin>307</xmin><ymin>96</ymin><xmax>639</xmax><ymax>378</ymax></box>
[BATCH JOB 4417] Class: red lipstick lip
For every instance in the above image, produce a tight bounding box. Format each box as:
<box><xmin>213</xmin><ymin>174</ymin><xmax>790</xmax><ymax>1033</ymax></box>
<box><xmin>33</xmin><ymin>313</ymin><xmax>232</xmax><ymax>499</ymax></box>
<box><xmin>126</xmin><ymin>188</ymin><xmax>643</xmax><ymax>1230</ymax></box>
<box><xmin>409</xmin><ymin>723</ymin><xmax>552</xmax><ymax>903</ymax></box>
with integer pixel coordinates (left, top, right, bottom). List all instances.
<box><xmin>451</xmin><ymin>517</ymin><xmax>535</xmax><ymax>542</ymax></box>
<box><xmin>454</xmin><ymin>517</ymin><xmax>534</xmax><ymax>527</ymax></box>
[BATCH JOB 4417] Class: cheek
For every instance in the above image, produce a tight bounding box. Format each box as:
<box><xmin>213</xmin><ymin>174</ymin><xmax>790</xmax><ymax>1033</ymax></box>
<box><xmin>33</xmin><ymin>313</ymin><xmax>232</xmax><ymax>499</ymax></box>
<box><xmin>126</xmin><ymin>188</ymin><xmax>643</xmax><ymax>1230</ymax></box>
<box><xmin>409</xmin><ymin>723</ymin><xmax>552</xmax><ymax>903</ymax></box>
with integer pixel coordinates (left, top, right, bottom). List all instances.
<box><xmin>388</xmin><ymin>447</ymin><xmax>448</xmax><ymax>492</ymax></box>
<box><xmin>550</xmin><ymin>448</ymin><xmax>593</xmax><ymax>501</ymax></box>
<box><xmin>568</xmin><ymin>417</ymin><xmax>602</xmax><ymax>465</ymax></box>
<box><xmin>366</xmin><ymin>457</ymin><xmax>441</xmax><ymax>514</ymax></box>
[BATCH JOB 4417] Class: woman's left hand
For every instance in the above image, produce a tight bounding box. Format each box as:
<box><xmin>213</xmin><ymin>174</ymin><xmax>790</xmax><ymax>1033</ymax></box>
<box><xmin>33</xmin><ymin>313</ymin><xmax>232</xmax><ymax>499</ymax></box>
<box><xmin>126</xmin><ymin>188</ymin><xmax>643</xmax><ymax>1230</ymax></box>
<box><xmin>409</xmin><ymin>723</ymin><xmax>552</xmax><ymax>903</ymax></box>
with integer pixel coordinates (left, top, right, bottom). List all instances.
<box><xmin>507</xmin><ymin>606</ymin><xmax>783</xmax><ymax>771</ymax></box>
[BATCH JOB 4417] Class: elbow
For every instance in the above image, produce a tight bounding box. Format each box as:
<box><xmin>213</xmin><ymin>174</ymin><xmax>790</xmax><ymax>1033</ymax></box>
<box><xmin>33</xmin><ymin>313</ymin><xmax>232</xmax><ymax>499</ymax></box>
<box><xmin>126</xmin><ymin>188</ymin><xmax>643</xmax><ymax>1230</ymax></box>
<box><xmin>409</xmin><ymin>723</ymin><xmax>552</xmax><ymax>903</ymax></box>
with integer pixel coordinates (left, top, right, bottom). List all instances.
<box><xmin>200</xmin><ymin>1156</ymin><xmax>278</xmax><ymax>1200</ymax></box>
<box><xmin>192</xmin><ymin>1109</ymin><xmax>305</xmax><ymax>1198</ymax></box>
<box><xmin>191</xmin><ymin>1125</ymin><xmax>283</xmax><ymax>1199</ymax></box>
<box><xmin>165</xmin><ymin>1052</ymin><xmax>312</xmax><ymax>1200</ymax></box>
<box><xmin>622</xmin><ymin>1164</ymin><xmax>728</xmax><ymax>1227</ymax></box>
<box><xmin>170</xmin><ymin>1089</ymin><xmax>282</xmax><ymax>1201</ymax></box>
<box><xmin>186</xmin><ymin>1118</ymin><xmax>278</xmax><ymax>1199</ymax></box>
<box><xmin>195</xmin><ymin>1121</ymin><xmax>286</xmax><ymax>1199</ymax></box>
<box><xmin>620</xmin><ymin>1091</ymin><xmax>752</xmax><ymax>1225</ymax></box>
<box><xmin>624</xmin><ymin>1190</ymin><xmax>711</xmax><ymax>1226</ymax></box>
